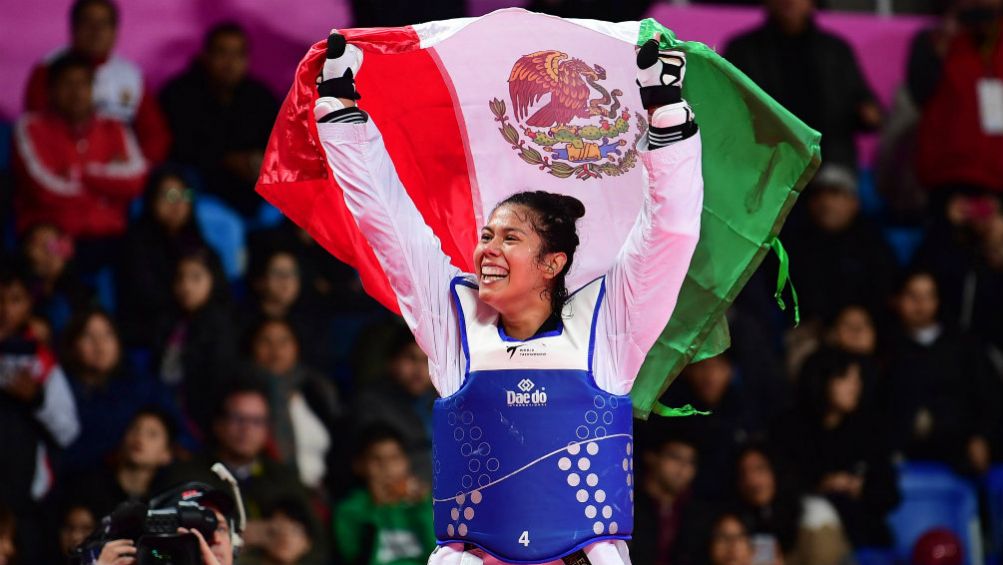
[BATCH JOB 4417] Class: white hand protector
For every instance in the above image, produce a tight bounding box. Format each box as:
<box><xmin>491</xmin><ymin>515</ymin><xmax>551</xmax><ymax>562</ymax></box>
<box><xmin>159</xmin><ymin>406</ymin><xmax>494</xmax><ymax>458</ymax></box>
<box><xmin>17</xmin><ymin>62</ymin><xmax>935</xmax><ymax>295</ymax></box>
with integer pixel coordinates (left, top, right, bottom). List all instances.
<box><xmin>314</xmin><ymin>30</ymin><xmax>364</xmax><ymax>120</ymax></box>
<box><xmin>636</xmin><ymin>38</ymin><xmax>696</xmax><ymax>140</ymax></box>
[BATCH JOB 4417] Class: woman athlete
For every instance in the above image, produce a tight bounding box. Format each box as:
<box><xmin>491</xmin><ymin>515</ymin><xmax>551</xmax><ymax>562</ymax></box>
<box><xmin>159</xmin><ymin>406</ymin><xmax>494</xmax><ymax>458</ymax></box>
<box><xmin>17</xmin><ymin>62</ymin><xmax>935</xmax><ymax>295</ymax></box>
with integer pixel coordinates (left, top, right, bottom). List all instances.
<box><xmin>314</xmin><ymin>31</ymin><xmax>703</xmax><ymax>565</ymax></box>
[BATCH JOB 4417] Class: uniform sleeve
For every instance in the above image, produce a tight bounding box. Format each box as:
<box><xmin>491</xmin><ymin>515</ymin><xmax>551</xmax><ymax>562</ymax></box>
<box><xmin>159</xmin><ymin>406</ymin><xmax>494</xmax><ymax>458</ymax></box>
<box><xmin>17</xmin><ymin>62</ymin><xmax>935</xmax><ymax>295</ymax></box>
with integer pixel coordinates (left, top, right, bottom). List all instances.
<box><xmin>81</xmin><ymin>123</ymin><xmax>148</xmax><ymax>198</ymax></box>
<box><xmin>595</xmin><ymin>133</ymin><xmax>703</xmax><ymax>395</ymax></box>
<box><xmin>316</xmin><ymin>120</ymin><xmax>463</xmax><ymax>396</ymax></box>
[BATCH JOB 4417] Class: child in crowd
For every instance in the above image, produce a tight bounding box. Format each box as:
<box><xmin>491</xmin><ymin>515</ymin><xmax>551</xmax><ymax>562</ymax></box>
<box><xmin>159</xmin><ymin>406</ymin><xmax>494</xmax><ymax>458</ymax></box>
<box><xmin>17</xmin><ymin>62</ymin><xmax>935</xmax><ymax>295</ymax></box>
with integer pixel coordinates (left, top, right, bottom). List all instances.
<box><xmin>57</xmin><ymin>503</ymin><xmax>96</xmax><ymax>559</ymax></box>
<box><xmin>243</xmin><ymin>499</ymin><xmax>316</xmax><ymax>565</ymax></box>
<box><xmin>334</xmin><ymin>425</ymin><xmax>435</xmax><ymax>565</ymax></box>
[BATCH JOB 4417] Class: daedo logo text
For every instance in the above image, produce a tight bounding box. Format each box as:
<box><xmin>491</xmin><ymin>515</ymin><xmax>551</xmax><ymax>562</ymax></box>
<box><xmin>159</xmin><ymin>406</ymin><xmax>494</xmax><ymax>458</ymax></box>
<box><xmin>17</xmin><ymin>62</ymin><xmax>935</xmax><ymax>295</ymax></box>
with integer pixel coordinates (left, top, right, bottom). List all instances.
<box><xmin>506</xmin><ymin>378</ymin><xmax>548</xmax><ymax>407</ymax></box>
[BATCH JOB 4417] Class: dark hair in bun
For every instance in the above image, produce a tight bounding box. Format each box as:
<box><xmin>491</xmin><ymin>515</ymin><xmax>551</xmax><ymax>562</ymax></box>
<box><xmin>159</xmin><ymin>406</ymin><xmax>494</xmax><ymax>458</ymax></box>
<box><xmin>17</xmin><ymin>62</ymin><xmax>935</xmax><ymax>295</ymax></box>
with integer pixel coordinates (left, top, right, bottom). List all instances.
<box><xmin>495</xmin><ymin>191</ymin><xmax>586</xmax><ymax>315</ymax></box>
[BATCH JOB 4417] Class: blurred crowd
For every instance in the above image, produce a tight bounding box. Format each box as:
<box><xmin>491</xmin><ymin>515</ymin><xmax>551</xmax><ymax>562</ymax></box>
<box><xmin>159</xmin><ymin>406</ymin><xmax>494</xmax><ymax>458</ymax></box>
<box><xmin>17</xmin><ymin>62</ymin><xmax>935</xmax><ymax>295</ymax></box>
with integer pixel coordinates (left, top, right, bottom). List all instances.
<box><xmin>0</xmin><ymin>0</ymin><xmax>1001</xmax><ymax>564</ymax></box>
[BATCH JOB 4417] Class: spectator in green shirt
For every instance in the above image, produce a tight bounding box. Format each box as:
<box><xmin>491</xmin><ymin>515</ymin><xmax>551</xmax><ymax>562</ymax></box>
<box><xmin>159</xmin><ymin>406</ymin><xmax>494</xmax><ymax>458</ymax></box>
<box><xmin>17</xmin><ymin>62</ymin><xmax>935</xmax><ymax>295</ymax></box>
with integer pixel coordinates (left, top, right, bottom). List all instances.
<box><xmin>334</xmin><ymin>425</ymin><xmax>435</xmax><ymax>565</ymax></box>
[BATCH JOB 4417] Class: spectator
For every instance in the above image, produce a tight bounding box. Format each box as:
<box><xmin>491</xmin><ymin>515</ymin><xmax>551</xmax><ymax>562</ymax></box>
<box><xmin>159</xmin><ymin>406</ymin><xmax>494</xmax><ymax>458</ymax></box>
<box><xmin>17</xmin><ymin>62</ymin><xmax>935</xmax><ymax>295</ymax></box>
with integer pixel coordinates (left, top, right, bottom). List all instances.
<box><xmin>875</xmin><ymin>0</ymin><xmax>962</xmax><ymax>223</ymax></box>
<box><xmin>660</xmin><ymin>354</ymin><xmax>761</xmax><ymax>502</ymax></box>
<box><xmin>882</xmin><ymin>270</ymin><xmax>1000</xmax><ymax>472</ymax></box>
<box><xmin>157</xmin><ymin>382</ymin><xmax>313</xmax><ymax>557</ymax></box>
<box><xmin>22</xmin><ymin>0</ymin><xmax>171</xmax><ymax>163</ymax></box>
<box><xmin>61</xmin><ymin>308</ymin><xmax>186</xmax><ymax>473</ymax></box>
<box><xmin>20</xmin><ymin>224</ymin><xmax>91</xmax><ymax>337</ymax></box>
<box><xmin>0</xmin><ymin>266</ymin><xmax>80</xmax><ymax>564</ymax></box>
<box><xmin>734</xmin><ymin>445</ymin><xmax>851</xmax><ymax>565</ymax></box>
<box><xmin>913</xmin><ymin>193</ymin><xmax>1003</xmax><ymax>346</ymax></box>
<box><xmin>247</xmin><ymin>220</ymin><xmax>380</xmax><ymax>314</ymax></box>
<box><xmin>333</xmin><ymin>424</ymin><xmax>435</xmax><ymax>565</ymax></box>
<box><xmin>353</xmin><ymin>326</ymin><xmax>435</xmax><ymax>485</ymax></box>
<box><xmin>243</xmin><ymin>249</ymin><xmax>330</xmax><ymax>369</ymax></box>
<box><xmin>631</xmin><ymin>421</ymin><xmax>707</xmax><ymax>565</ymax></box>
<box><xmin>723</xmin><ymin>0</ymin><xmax>881</xmax><ymax>169</ymax></box>
<box><xmin>159</xmin><ymin>22</ymin><xmax>278</xmax><ymax>216</ymax></box>
<box><xmin>777</xmin><ymin>350</ymin><xmax>900</xmax><ymax>547</ymax></box>
<box><xmin>915</xmin><ymin>0</ymin><xmax>1003</xmax><ymax>194</ymax></box>
<box><xmin>243</xmin><ymin>498</ymin><xmax>316</xmax><ymax>565</ymax></box>
<box><xmin>797</xmin><ymin>305</ymin><xmax>883</xmax><ymax>414</ymax></box>
<box><xmin>116</xmin><ymin>165</ymin><xmax>207</xmax><ymax>347</ymax></box>
<box><xmin>56</xmin><ymin>502</ymin><xmax>96</xmax><ymax>559</ymax></box>
<box><xmin>13</xmin><ymin>53</ymin><xmax>147</xmax><ymax>273</ymax></box>
<box><xmin>0</xmin><ymin>506</ymin><xmax>14</xmax><ymax>565</ymax></box>
<box><xmin>783</xmin><ymin>165</ymin><xmax>900</xmax><ymax>325</ymax></box>
<box><xmin>246</xmin><ymin>318</ymin><xmax>343</xmax><ymax>492</ymax></box>
<box><xmin>155</xmin><ymin>246</ymin><xmax>238</xmax><ymax>434</ymax></box>
<box><xmin>706</xmin><ymin>512</ymin><xmax>755</xmax><ymax>565</ymax></box>
<box><xmin>65</xmin><ymin>407</ymin><xmax>176</xmax><ymax>519</ymax></box>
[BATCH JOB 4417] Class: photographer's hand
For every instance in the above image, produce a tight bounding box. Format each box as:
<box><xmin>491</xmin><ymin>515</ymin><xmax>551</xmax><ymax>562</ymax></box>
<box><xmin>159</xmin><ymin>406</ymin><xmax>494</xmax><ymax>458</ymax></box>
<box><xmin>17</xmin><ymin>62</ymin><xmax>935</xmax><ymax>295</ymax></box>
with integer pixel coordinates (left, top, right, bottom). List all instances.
<box><xmin>178</xmin><ymin>528</ymin><xmax>222</xmax><ymax>565</ymax></box>
<box><xmin>95</xmin><ymin>539</ymin><xmax>136</xmax><ymax>565</ymax></box>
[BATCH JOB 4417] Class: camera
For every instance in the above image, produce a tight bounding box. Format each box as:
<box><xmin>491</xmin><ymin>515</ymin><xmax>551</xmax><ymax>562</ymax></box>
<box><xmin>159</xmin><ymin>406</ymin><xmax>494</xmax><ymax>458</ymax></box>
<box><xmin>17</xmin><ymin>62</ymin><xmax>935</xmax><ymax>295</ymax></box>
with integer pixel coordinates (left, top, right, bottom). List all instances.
<box><xmin>73</xmin><ymin>497</ymin><xmax>218</xmax><ymax>565</ymax></box>
<box><xmin>73</xmin><ymin>465</ymin><xmax>246</xmax><ymax>565</ymax></box>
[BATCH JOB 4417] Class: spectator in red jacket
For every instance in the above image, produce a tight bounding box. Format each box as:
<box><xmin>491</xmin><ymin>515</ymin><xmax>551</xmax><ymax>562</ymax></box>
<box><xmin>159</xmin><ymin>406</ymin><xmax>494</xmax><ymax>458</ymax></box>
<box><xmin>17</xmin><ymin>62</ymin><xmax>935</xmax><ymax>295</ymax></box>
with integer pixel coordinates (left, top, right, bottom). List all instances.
<box><xmin>915</xmin><ymin>0</ymin><xmax>1003</xmax><ymax>194</ymax></box>
<box><xmin>22</xmin><ymin>0</ymin><xmax>171</xmax><ymax>163</ymax></box>
<box><xmin>13</xmin><ymin>53</ymin><xmax>147</xmax><ymax>250</ymax></box>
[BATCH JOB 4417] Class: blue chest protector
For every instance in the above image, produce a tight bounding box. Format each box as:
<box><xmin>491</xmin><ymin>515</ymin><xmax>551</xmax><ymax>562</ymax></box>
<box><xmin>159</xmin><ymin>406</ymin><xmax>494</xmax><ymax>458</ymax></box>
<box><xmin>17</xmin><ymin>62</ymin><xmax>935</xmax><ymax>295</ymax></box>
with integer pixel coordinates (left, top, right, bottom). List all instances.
<box><xmin>432</xmin><ymin>276</ymin><xmax>634</xmax><ymax>564</ymax></box>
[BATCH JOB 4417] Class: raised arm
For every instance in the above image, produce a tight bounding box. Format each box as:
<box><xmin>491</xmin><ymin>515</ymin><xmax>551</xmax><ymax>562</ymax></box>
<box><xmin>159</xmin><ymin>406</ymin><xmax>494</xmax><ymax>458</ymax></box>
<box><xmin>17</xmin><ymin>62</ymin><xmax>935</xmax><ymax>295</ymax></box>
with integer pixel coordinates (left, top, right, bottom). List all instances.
<box><xmin>597</xmin><ymin>40</ymin><xmax>703</xmax><ymax>394</ymax></box>
<box><xmin>315</xmin><ymin>32</ymin><xmax>462</xmax><ymax>395</ymax></box>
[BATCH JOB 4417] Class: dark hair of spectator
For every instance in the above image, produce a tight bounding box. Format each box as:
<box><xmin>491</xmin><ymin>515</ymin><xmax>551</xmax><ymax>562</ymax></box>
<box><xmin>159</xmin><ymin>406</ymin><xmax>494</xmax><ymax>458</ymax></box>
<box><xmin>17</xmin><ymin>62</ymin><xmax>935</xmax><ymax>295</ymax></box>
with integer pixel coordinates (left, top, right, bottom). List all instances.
<box><xmin>212</xmin><ymin>377</ymin><xmax>270</xmax><ymax>422</ymax></box>
<box><xmin>797</xmin><ymin>347</ymin><xmax>858</xmax><ymax>418</ymax></box>
<box><xmin>494</xmin><ymin>191</ymin><xmax>586</xmax><ymax>315</ymax></box>
<box><xmin>635</xmin><ymin>419</ymin><xmax>699</xmax><ymax>456</ymax></box>
<box><xmin>0</xmin><ymin>261</ymin><xmax>32</xmax><ymax>291</ymax></box>
<box><xmin>47</xmin><ymin>52</ymin><xmax>94</xmax><ymax>86</ymax></box>
<box><xmin>70</xmin><ymin>0</ymin><xmax>119</xmax><ymax>29</ymax></box>
<box><xmin>203</xmin><ymin>21</ymin><xmax>247</xmax><ymax>51</ymax></box>
<box><xmin>352</xmin><ymin>423</ymin><xmax>407</xmax><ymax>460</ymax></box>
<box><xmin>386</xmin><ymin>323</ymin><xmax>418</xmax><ymax>361</ymax></box>
<box><xmin>733</xmin><ymin>442</ymin><xmax>803</xmax><ymax>553</ymax></box>
<box><xmin>128</xmin><ymin>405</ymin><xmax>178</xmax><ymax>446</ymax></box>
<box><xmin>823</xmin><ymin>302</ymin><xmax>873</xmax><ymax>330</ymax></box>
<box><xmin>242</xmin><ymin>317</ymin><xmax>301</xmax><ymax>357</ymax></box>
<box><xmin>247</xmin><ymin>247</ymin><xmax>299</xmax><ymax>287</ymax></box>
<box><xmin>61</xmin><ymin>307</ymin><xmax>121</xmax><ymax>378</ymax></box>
<box><xmin>174</xmin><ymin>246</ymin><xmax>231</xmax><ymax>308</ymax></box>
<box><xmin>264</xmin><ymin>497</ymin><xmax>317</xmax><ymax>541</ymax></box>
<box><xmin>894</xmin><ymin>268</ymin><xmax>938</xmax><ymax>296</ymax></box>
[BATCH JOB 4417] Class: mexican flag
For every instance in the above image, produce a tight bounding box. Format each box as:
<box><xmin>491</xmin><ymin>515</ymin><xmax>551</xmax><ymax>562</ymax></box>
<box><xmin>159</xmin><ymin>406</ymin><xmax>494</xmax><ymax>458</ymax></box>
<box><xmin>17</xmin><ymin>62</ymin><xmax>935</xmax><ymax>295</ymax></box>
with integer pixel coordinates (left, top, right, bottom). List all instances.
<box><xmin>256</xmin><ymin>8</ymin><xmax>820</xmax><ymax>418</ymax></box>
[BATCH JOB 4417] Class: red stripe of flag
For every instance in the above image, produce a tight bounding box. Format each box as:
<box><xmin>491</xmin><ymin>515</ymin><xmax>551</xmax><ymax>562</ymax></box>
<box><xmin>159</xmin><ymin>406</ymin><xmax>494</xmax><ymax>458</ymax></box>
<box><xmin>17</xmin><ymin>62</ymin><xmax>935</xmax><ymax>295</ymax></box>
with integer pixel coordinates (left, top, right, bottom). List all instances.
<box><xmin>256</xmin><ymin>26</ymin><xmax>478</xmax><ymax>314</ymax></box>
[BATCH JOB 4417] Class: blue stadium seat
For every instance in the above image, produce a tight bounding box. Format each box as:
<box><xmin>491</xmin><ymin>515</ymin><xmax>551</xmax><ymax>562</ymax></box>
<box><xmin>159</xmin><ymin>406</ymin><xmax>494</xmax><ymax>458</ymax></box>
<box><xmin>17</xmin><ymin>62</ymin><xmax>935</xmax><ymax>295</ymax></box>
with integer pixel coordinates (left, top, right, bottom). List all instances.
<box><xmin>195</xmin><ymin>195</ymin><xmax>246</xmax><ymax>280</ymax></box>
<box><xmin>855</xmin><ymin>547</ymin><xmax>895</xmax><ymax>565</ymax></box>
<box><xmin>986</xmin><ymin>465</ymin><xmax>1003</xmax><ymax>560</ymax></box>
<box><xmin>883</xmin><ymin>226</ymin><xmax>925</xmax><ymax>266</ymax></box>
<box><xmin>249</xmin><ymin>201</ymin><xmax>284</xmax><ymax>231</ymax></box>
<box><xmin>91</xmin><ymin>266</ymin><xmax>117</xmax><ymax>314</ymax></box>
<box><xmin>887</xmin><ymin>462</ymin><xmax>983</xmax><ymax>565</ymax></box>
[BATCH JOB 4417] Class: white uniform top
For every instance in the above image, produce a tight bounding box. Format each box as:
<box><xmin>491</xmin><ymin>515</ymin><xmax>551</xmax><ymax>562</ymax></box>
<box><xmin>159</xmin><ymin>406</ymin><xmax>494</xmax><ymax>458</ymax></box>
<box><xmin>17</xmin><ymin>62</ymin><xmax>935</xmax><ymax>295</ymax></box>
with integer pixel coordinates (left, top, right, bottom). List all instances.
<box><xmin>316</xmin><ymin>119</ymin><xmax>703</xmax><ymax>565</ymax></box>
<box><xmin>317</xmin><ymin>120</ymin><xmax>703</xmax><ymax>399</ymax></box>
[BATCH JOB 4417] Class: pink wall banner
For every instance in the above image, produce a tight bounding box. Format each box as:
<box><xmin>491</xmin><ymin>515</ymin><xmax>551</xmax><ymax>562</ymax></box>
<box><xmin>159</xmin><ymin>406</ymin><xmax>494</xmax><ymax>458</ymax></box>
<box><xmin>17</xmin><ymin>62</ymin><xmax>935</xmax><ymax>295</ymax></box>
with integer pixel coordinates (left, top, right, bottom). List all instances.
<box><xmin>1</xmin><ymin>0</ymin><xmax>929</xmax><ymax>161</ymax></box>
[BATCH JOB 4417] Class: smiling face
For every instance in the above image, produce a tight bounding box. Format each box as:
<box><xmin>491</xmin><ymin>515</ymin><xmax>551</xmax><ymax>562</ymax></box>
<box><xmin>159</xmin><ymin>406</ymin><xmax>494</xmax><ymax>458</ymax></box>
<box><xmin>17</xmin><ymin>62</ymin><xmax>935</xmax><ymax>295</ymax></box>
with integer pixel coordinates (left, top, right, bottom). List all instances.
<box><xmin>473</xmin><ymin>204</ymin><xmax>565</xmax><ymax>314</ymax></box>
